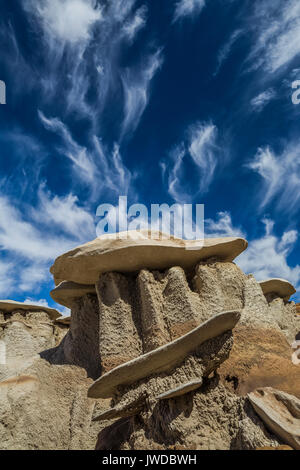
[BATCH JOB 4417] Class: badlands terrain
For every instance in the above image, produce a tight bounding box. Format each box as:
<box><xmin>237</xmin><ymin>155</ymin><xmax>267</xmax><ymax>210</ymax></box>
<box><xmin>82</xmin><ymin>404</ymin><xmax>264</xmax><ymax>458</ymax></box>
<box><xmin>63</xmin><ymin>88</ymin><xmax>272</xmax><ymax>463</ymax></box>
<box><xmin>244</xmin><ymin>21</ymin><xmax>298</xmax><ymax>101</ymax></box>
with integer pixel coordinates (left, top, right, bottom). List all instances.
<box><xmin>0</xmin><ymin>231</ymin><xmax>299</xmax><ymax>450</ymax></box>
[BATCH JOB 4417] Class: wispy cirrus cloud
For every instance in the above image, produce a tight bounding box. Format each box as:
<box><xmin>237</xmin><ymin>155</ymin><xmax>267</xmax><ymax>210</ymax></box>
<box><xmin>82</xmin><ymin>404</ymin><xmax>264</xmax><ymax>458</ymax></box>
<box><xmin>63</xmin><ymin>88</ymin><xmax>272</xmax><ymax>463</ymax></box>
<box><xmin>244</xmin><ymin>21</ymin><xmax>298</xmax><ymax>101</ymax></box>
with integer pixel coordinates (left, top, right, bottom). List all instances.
<box><xmin>250</xmin><ymin>88</ymin><xmax>276</xmax><ymax>111</ymax></box>
<box><xmin>247</xmin><ymin>141</ymin><xmax>300</xmax><ymax>213</ymax></box>
<box><xmin>121</xmin><ymin>49</ymin><xmax>163</xmax><ymax>139</ymax></box>
<box><xmin>122</xmin><ymin>5</ymin><xmax>148</xmax><ymax>43</ymax></box>
<box><xmin>188</xmin><ymin>122</ymin><xmax>218</xmax><ymax>187</ymax></box>
<box><xmin>38</xmin><ymin>112</ymin><xmax>133</xmax><ymax>199</ymax></box>
<box><xmin>164</xmin><ymin>145</ymin><xmax>189</xmax><ymax>204</ymax></box>
<box><xmin>248</xmin><ymin>0</ymin><xmax>300</xmax><ymax>74</ymax></box>
<box><xmin>38</xmin><ymin>111</ymin><xmax>99</xmax><ymax>187</ymax></box>
<box><xmin>22</xmin><ymin>0</ymin><xmax>155</xmax><ymax>136</ymax></box>
<box><xmin>163</xmin><ymin>122</ymin><xmax>220</xmax><ymax>203</ymax></box>
<box><xmin>205</xmin><ymin>211</ymin><xmax>245</xmax><ymax>238</ymax></box>
<box><xmin>214</xmin><ymin>29</ymin><xmax>242</xmax><ymax>76</ymax></box>
<box><xmin>173</xmin><ymin>0</ymin><xmax>206</xmax><ymax>22</ymax></box>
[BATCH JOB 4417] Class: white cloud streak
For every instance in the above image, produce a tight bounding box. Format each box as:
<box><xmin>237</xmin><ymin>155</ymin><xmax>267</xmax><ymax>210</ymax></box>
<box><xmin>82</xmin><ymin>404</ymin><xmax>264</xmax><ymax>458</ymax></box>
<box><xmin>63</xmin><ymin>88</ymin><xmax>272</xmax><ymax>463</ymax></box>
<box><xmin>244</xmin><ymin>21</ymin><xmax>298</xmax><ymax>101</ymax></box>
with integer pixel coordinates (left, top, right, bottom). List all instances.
<box><xmin>122</xmin><ymin>5</ymin><xmax>147</xmax><ymax>43</ymax></box>
<box><xmin>22</xmin><ymin>0</ymin><xmax>154</xmax><ymax>138</ymax></box>
<box><xmin>121</xmin><ymin>49</ymin><xmax>163</xmax><ymax>138</ymax></box>
<box><xmin>173</xmin><ymin>0</ymin><xmax>206</xmax><ymax>22</ymax></box>
<box><xmin>214</xmin><ymin>29</ymin><xmax>242</xmax><ymax>76</ymax></box>
<box><xmin>38</xmin><ymin>111</ymin><xmax>99</xmax><ymax>187</ymax></box>
<box><xmin>164</xmin><ymin>122</ymin><xmax>220</xmax><ymax>203</ymax></box>
<box><xmin>205</xmin><ymin>211</ymin><xmax>245</xmax><ymax>238</ymax></box>
<box><xmin>251</xmin><ymin>88</ymin><xmax>276</xmax><ymax>111</ymax></box>
<box><xmin>38</xmin><ymin>112</ymin><xmax>132</xmax><ymax>199</ymax></box>
<box><xmin>248</xmin><ymin>141</ymin><xmax>300</xmax><ymax>213</ymax></box>
<box><xmin>249</xmin><ymin>0</ymin><xmax>300</xmax><ymax>73</ymax></box>
<box><xmin>188</xmin><ymin>122</ymin><xmax>218</xmax><ymax>189</ymax></box>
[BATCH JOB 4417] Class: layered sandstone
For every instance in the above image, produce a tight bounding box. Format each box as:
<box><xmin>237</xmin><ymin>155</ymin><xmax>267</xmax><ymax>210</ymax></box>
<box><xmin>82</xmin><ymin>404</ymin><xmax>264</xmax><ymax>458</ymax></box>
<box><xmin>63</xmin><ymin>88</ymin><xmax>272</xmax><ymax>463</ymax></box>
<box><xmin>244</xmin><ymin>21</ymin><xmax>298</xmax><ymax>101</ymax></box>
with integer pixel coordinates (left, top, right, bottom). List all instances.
<box><xmin>0</xmin><ymin>231</ymin><xmax>299</xmax><ymax>450</ymax></box>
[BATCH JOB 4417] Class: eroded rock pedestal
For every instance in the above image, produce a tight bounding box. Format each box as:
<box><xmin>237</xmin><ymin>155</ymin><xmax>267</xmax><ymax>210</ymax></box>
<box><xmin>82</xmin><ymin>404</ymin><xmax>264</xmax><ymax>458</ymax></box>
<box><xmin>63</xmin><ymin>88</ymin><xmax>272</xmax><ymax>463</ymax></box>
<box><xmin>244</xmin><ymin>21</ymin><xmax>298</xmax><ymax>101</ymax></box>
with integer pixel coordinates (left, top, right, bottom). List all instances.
<box><xmin>0</xmin><ymin>231</ymin><xmax>299</xmax><ymax>450</ymax></box>
<box><xmin>0</xmin><ymin>302</ymin><xmax>99</xmax><ymax>450</ymax></box>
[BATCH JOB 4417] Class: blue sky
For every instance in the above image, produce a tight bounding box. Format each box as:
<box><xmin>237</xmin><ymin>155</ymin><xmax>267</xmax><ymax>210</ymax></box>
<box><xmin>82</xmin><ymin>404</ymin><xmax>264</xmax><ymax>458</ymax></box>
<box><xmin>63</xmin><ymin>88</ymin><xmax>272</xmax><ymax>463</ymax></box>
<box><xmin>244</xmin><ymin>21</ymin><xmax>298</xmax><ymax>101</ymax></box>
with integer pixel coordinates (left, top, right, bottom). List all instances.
<box><xmin>1</xmin><ymin>0</ymin><xmax>300</xmax><ymax>312</ymax></box>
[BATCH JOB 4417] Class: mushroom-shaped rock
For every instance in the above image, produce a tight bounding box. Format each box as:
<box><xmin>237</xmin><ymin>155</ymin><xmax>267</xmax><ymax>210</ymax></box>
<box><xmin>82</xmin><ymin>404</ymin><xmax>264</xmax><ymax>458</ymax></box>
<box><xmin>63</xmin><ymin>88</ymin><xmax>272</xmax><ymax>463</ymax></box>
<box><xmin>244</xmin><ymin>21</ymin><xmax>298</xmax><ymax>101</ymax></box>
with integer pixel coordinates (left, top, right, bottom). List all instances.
<box><xmin>88</xmin><ymin>310</ymin><xmax>240</xmax><ymax>399</ymax></box>
<box><xmin>50</xmin><ymin>230</ymin><xmax>248</xmax><ymax>285</ymax></box>
<box><xmin>50</xmin><ymin>281</ymin><xmax>96</xmax><ymax>308</ymax></box>
<box><xmin>0</xmin><ymin>300</ymin><xmax>61</xmax><ymax>321</ymax></box>
<box><xmin>156</xmin><ymin>379</ymin><xmax>203</xmax><ymax>400</ymax></box>
<box><xmin>259</xmin><ymin>279</ymin><xmax>296</xmax><ymax>300</ymax></box>
<box><xmin>248</xmin><ymin>388</ymin><xmax>300</xmax><ymax>450</ymax></box>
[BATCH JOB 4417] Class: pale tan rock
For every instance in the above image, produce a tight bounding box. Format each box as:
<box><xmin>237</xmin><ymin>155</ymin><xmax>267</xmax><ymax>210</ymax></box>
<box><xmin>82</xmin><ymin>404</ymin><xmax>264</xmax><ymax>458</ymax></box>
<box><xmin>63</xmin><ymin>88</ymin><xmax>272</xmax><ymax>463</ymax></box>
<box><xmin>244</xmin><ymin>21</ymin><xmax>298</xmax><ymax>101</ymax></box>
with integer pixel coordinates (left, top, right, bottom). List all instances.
<box><xmin>0</xmin><ymin>300</ymin><xmax>61</xmax><ymax>320</ymax></box>
<box><xmin>0</xmin><ymin>358</ymin><xmax>100</xmax><ymax>450</ymax></box>
<box><xmin>103</xmin><ymin>380</ymin><xmax>280</xmax><ymax>451</ymax></box>
<box><xmin>161</xmin><ymin>266</ymin><xmax>205</xmax><ymax>340</ymax></box>
<box><xmin>50</xmin><ymin>230</ymin><xmax>248</xmax><ymax>285</ymax></box>
<box><xmin>88</xmin><ymin>310</ymin><xmax>241</xmax><ymax>398</ymax></box>
<box><xmin>0</xmin><ymin>258</ymin><xmax>287</xmax><ymax>450</ymax></box>
<box><xmin>112</xmin><ymin>328</ymin><xmax>234</xmax><ymax>406</ymax></box>
<box><xmin>94</xmin><ymin>329</ymin><xmax>236</xmax><ymax>441</ymax></box>
<box><xmin>266</xmin><ymin>298</ymin><xmax>300</xmax><ymax>344</ymax></box>
<box><xmin>43</xmin><ymin>294</ymin><xmax>102</xmax><ymax>380</ymax></box>
<box><xmin>92</xmin><ymin>392</ymin><xmax>148</xmax><ymax>422</ymax></box>
<box><xmin>219</xmin><ymin>324</ymin><xmax>300</xmax><ymax>398</ymax></box>
<box><xmin>0</xmin><ymin>310</ymin><xmax>66</xmax><ymax>380</ymax></box>
<box><xmin>156</xmin><ymin>379</ymin><xmax>203</xmax><ymax>400</ymax></box>
<box><xmin>96</xmin><ymin>273</ymin><xmax>142</xmax><ymax>373</ymax></box>
<box><xmin>4</xmin><ymin>236</ymin><xmax>299</xmax><ymax>450</ymax></box>
<box><xmin>192</xmin><ymin>261</ymin><xmax>246</xmax><ymax>323</ymax></box>
<box><xmin>219</xmin><ymin>275</ymin><xmax>300</xmax><ymax>397</ymax></box>
<box><xmin>248</xmin><ymin>388</ymin><xmax>300</xmax><ymax>450</ymax></box>
<box><xmin>55</xmin><ymin>316</ymin><xmax>71</xmax><ymax>326</ymax></box>
<box><xmin>52</xmin><ymin>263</ymin><xmax>244</xmax><ymax>379</ymax></box>
<box><xmin>50</xmin><ymin>281</ymin><xmax>96</xmax><ymax>308</ymax></box>
<box><xmin>137</xmin><ymin>269</ymin><xmax>171</xmax><ymax>352</ymax></box>
<box><xmin>259</xmin><ymin>279</ymin><xmax>296</xmax><ymax>300</ymax></box>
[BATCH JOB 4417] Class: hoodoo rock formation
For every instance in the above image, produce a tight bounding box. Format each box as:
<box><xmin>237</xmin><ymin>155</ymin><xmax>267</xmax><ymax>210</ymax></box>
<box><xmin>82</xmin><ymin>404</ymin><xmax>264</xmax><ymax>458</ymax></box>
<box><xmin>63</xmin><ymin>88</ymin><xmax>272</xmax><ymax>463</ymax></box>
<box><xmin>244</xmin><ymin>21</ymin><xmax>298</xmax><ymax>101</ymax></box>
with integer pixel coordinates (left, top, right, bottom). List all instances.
<box><xmin>0</xmin><ymin>231</ymin><xmax>299</xmax><ymax>450</ymax></box>
<box><xmin>259</xmin><ymin>279</ymin><xmax>296</xmax><ymax>302</ymax></box>
<box><xmin>50</xmin><ymin>231</ymin><xmax>248</xmax><ymax>285</ymax></box>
